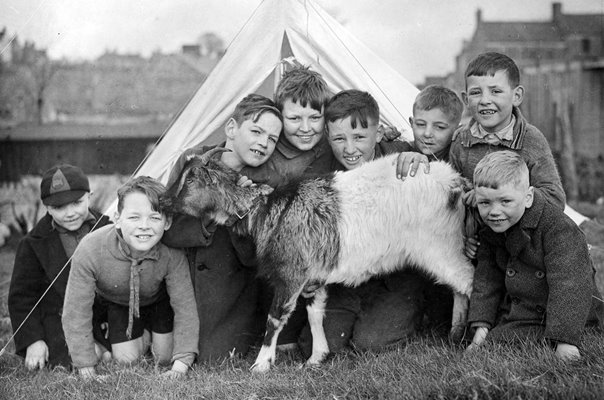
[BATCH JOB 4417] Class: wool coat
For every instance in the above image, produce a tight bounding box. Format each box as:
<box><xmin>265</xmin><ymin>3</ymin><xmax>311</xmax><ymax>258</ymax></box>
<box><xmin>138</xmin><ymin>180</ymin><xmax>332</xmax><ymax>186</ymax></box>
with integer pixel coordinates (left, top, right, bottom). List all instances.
<box><xmin>468</xmin><ymin>191</ymin><xmax>603</xmax><ymax>347</ymax></box>
<box><xmin>8</xmin><ymin>210</ymin><xmax>111</xmax><ymax>367</ymax></box>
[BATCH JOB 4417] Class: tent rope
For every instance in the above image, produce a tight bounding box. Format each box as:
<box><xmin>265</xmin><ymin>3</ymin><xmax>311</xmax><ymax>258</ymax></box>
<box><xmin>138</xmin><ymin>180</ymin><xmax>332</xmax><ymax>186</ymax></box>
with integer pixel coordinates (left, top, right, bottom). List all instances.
<box><xmin>0</xmin><ymin>216</ymin><xmax>106</xmax><ymax>358</ymax></box>
<box><xmin>306</xmin><ymin>0</ymin><xmax>411</xmax><ymax>131</ymax></box>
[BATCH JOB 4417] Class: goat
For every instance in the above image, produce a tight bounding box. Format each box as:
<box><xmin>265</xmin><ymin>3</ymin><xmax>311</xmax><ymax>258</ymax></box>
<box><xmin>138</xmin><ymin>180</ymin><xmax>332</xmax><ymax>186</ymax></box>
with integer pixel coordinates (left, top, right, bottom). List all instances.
<box><xmin>166</xmin><ymin>147</ymin><xmax>475</xmax><ymax>372</ymax></box>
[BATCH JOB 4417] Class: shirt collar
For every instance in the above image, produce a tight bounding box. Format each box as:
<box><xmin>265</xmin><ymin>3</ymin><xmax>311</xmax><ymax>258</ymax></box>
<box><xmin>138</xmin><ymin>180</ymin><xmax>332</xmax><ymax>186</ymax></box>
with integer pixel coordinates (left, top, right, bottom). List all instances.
<box><xmin>115</xmin><ymin>228</ymin><xmax>160</xmax><ymax>262</ymax></box>
<box><xmin>470</xmin><ymin>115</ymin><xmax>516</xmax><ymax>144</ymax></box>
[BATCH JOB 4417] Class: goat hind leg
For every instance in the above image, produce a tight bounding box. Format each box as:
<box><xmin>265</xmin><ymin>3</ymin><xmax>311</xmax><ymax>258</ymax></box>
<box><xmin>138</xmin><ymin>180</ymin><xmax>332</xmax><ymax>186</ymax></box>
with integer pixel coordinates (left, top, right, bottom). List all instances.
<box><xmin>449</xmin><ymin>292</ymin><xmax>469</xmax><ymax>343</ymax></box>
<box><xmin>305</xmin><ymin>286</ymin><xmax>329</xmax><ymax>365</ymax></box>
<box><xmin>251</xmin><ymin>283</ymin><xmax>305</xmax><ymax>373</ymax></box>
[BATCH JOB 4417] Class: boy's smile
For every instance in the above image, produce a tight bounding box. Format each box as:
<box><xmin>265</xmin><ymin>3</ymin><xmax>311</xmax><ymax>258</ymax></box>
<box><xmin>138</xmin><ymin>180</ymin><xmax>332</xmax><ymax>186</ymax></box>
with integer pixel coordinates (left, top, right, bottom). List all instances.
<box><xmin>327</xmin><ymin>116</ymin><xmax>381</xmax><ymax>170</ymax></box>
<box><xmin>115</xmin><ymin>191</ymin><xmax>171</xmax><ymax>258</ymax></box>
<box><xmin>475</xmin><ymin>182</ymin><xmax>533</xmax><ymax>233</ymax></box>
<box><xmin>463</xmin><ymin>70</ymin><xmax>524</xmax><ymax>134</ymax></box>
<box><xmin>282</xmin><ymin>99</ymin><xmax>325</xmax><ymax>152</ymax></box>
<box><xmin>47</xmin><ymin>194</ymin><xmax>90</xmax><ymax>231</ymax></box>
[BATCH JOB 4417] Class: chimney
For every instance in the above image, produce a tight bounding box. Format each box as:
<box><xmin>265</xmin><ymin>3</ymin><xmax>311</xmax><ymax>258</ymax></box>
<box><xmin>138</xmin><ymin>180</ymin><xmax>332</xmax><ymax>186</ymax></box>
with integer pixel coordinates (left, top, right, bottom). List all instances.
<box><xmin>476</xmin><ymin>8</ymin><xmax>482</xmax><ymax>26</ymax></box>
<box><xmin>552</xmin><ymin>2</ymin><xmax>562</xmax><ymax>23</ymax></box>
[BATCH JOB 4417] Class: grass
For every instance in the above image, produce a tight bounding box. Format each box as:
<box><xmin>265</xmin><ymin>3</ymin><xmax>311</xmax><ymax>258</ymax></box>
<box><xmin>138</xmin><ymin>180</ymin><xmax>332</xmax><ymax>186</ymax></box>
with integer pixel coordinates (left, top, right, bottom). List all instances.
<box><xmin>1</xmin><ymin>333</ymin><xmax>604</xmax><ymax>399</ymax></box>
<box><xmin>1</xmin><ymin>200</ymin><xmax>604</xmax><ymax>399</ymax></box>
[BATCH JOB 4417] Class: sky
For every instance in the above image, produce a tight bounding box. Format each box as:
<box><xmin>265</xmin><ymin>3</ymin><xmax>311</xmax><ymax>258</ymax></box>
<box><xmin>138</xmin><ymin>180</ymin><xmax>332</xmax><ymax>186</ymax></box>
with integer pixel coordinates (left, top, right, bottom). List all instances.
<box><xmin>1</xmin><ymin>0</ymin><xmax>603</xmax><ymax>85</ymax></box>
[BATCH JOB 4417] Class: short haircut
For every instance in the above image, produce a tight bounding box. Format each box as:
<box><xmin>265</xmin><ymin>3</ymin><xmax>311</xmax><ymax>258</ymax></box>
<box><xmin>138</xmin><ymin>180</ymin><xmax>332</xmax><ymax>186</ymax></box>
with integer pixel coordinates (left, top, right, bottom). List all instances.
<box><xmin>325</xmin><ymin>89</ymin><xmax>379</xmax><ymax>129</ymax></box>
<box><xmin>117</xmin><ymin>176</ymin><xmax>167</xmax><ymax>214</ymax></box>
<box><xmin>231</xmin><ymin>94</ymin><xmax>282</xmax><ymax>126</ymax></box>
<box><xmin>413</xmin><ymin>85</ymin><xmax>463</xmax><ymax>124</ymax></box>
<box><xmin>473</xmin><ymin>151</ymin><xmax>529</xmax><ymax>190</ymax></box>
<box><xmin>274</xmin><ymin>66</ymin><xmax>331</xmax><ymax>112</ymax></box>
<box><xmin>465</xmin><ymin>52</ymin><xmax>520</xmax><ymax>88</ymax></box>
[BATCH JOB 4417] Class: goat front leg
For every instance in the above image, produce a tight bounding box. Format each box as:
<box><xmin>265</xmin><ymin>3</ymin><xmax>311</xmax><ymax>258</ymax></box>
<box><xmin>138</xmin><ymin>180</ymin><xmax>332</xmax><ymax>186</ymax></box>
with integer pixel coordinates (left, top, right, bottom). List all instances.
<box><xmin>449</xmin><ymin>292</ymin><xmax>469</xmax><ymax>343</ymax></box>
<box><xmin>305</xmin><ymin>286</ymin><xmax>329</xmax><ymax>365</ymax></box>
<box><xmin>251</xmin><ymin>283</ymin><xmax>305</xmax><ymax>373</ymax></box>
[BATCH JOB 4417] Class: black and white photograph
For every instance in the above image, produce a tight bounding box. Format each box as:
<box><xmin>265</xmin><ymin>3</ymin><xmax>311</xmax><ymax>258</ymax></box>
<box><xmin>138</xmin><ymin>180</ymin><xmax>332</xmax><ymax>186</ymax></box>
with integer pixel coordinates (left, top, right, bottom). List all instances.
<box><xmin>1</xmin><ymin>0</ymin><xmax>603</xmax><ymax>398</ymax></box>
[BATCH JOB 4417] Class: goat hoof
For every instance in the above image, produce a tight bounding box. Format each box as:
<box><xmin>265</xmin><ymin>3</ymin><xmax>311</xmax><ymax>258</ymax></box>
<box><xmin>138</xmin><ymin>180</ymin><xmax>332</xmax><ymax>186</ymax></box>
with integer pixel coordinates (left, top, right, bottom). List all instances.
<box><xmin>305</xmin><ymin>353</ymin><xmax>327</xmax><ymax>366</ymax></box>
<box><xmin>250</xmin><ymin>362</ymin><xmax>271</xmax><ymax>373</ymax></box>
<box><xmin>449</xmin><ymin>324</ymin><xmax>467</xmax><ymax>344</ymax></box>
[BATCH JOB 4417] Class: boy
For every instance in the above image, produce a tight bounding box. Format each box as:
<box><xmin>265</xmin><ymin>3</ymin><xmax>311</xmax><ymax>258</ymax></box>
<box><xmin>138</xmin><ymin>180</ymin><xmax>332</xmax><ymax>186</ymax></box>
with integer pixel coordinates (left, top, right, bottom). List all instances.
<box><xmin>467</xmin><ymin>151</ymin><xmax>602</xmax><ymax>360</ymax></box>
<box><xmin>267</xmin><ymin>65</ymin><xmax>334</xmax><ymax>183</ymax></box>
<box><xmin>298</xmin><ymin>89</ymin><xmax>426</xmax><ymax>355</ymax></box>
<box><xmin>453</xmin><ymin>52</ymin><xmax>565</xmax><ymax>209</ymax></box>
<box><xmin>8</xmin><ymin>164</ymin><xmax>111</xmax><ymax>369</ymax></box>
<box><xmin>398</xmin><ymin>53</ymin><xmax>566</xmax><ymax>212</ymax></box>
<box><xmin>162</xmin><ymin>94</ymin><xmax>283</xmax><ymax>361</ymax></box>
<box><xmin>62</xmin><ymin>176</ymin><xmax>199</xmax><ymax>378</ymax></box>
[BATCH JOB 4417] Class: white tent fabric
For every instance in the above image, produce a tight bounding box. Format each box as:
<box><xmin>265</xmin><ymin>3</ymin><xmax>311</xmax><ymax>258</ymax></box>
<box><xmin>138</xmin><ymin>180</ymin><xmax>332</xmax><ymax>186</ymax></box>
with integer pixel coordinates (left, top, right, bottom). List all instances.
<box><xmin>105</xmin><ymin>0</ymin><xmax>590</xmax><ymax>230</ymax></box>
<box><xmin>106</xmin><ymin>0</ymin><xmax>419</xmax><ymax>215</ymax></box>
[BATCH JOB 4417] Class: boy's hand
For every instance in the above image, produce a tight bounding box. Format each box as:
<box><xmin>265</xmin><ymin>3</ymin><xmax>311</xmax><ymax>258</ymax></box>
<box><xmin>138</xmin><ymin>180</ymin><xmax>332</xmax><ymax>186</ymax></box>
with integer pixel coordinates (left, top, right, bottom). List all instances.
<box><xmin>555</xmin><ymin>343</ymin><xmax>581</xmax><ymax>361</ymax></box>
<box><xmin>395</xmin><ymin>152</ymin><xmax>430</xmax><ymax>180</ymax></box>
<box><xmin>462</xmin><ymin>189</ymin><xmax>476</xmax><ymax>207</ymax></box>
<box><xmin>25</xmin><ymin>340</ymin><xmax>48</xmax><ymax>370</ymax></box>
<box><xmin>162</xmin><ymin>360</ymin><xmax>188</xmax><ymax>379</ymax></box>
<box><xmin>237</xmin><ymin>175</ymin><xmax>256</xmax><ymax>188</ymax></box>
<box><xmin>466</xmin><ymin>326</ymin><xmax>489</xmax><ymax>352</ymax></box>
<box><xmin>463</xmin><ymin>236</ymin><xmax>480</xmax><ymax>259</ymax></box>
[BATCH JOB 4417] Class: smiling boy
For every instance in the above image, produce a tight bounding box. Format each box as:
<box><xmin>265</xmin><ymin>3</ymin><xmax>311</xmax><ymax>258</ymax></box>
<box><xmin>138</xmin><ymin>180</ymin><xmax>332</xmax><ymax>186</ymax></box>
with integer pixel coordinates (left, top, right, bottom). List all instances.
<box><xmin>467</xmin><ymin>151</ymin><xmax>602</xmax><ymax>360</ymax></box>
<box><xmin>8</xmin><ymin>164</ymin><xmax>112</xmax><ymax>370</ymax></box>
<box><xmin>63</xmin><ymin>176</ymin><xmax>198</xmax><ymax>378</ymax></box>
<box><xmin>450</xmin><ymin>52</ymin><xmax>566</xmax><ymax>210</ymax></box>
<box><xmin>298</xmin><ymin>89</ymin><xmax>428</xmax><ymax>355</ymax></box>
<box><xmin>162</xmin><ymin>94</ymin><xmax>284</xmax><ymax>361</ymax></box>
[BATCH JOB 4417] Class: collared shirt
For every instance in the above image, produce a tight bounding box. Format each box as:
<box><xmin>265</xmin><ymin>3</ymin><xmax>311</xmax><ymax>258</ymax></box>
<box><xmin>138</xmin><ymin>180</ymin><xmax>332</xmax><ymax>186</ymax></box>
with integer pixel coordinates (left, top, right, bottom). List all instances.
<box><xmin>469</xmin><ymin>115</ymin><xmax>516</xmax><ymax>146</ymax></box>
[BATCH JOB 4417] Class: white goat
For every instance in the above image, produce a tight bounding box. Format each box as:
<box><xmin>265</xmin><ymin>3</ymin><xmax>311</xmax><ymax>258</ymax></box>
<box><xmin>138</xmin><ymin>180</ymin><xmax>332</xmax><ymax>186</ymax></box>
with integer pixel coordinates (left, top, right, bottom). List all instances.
<box><xmin>167</xmin><ymin>148</ymin><xmax>475</xmax><ymax>372</ymax></box>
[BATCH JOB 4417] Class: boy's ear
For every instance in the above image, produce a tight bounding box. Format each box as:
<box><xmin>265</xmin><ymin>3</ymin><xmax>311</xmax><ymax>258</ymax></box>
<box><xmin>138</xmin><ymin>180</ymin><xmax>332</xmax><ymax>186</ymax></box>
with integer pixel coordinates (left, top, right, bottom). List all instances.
<box><xmin>525</xmin><ymin>186</ymin><xmax>534</xmax><ymax>208</ymax></box>
<box><xmin>461</xmin><ymin>91</ymin><xmax>469</xmax><ymax>106</ymax></box>
<box><xmin>225</xmin><ymin>118</ymin><xmax>237</xmax><ymax>140</ymax></box>
<box><xmin>114</xmin><ymin>211</ymin><xmax>121</xmax><ymax>225</ymax></box>
<box><xmin>408</xmin><ymin>116</ymin><xmax>414</xmax><ymax>127</ymax></box>
<box><xmin>163</xmin><ymin>215</ymin><xmax>173</xmax><ymax>231</ymax></box>
<box><xmin>513</xmin><ymin>85</ymin><xmax>525</xmax><ymax>107</ymax></box>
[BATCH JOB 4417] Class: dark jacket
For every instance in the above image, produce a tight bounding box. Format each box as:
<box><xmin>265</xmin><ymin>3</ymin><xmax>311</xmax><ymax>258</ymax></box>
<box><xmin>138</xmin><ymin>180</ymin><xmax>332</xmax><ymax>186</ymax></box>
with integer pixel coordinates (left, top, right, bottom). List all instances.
<box><xmin>8</xmin><ymin>210</ymin><xmax>111</xmax><ymax>367</ymax></box>
<box><xmin>450</xmin><ymin>107</ymin><xmax>566</xmax><ymax>210</ymax></box>
<box><xmin>468</xmin><ymin>191</ymin><xmax>603</xmax><ymax>346</ymax></box>
<box><xmin>163</xmin><ymin>143</ymin><xmax>271</xmax><ymax>361</ymax></box>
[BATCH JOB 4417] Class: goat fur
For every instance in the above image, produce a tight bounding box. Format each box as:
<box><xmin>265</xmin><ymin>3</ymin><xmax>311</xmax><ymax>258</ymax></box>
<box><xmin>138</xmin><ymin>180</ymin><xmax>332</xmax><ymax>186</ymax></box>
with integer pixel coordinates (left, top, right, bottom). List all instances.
<box><xmin>168</xmin><ymin>150</ymin><xmax>474</xmax><ymax>372</ymax></box>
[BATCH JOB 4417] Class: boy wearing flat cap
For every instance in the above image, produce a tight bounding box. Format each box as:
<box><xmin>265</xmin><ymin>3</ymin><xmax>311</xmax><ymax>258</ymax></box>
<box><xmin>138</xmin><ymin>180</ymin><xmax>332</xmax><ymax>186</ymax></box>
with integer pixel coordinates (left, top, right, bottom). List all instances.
<box><xmin>8</xmin><ymin>164</ymin><xmax>112</xmax><ymax>369</ymax></box>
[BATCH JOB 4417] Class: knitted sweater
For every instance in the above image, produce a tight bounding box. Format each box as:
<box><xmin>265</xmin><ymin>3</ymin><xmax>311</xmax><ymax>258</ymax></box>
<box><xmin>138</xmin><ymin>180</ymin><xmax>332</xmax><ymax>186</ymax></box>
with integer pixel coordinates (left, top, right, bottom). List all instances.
<box><xmin>62</xmin><ymin>225</ymin><xmax>199</xmax><ymax>368</ymax></box>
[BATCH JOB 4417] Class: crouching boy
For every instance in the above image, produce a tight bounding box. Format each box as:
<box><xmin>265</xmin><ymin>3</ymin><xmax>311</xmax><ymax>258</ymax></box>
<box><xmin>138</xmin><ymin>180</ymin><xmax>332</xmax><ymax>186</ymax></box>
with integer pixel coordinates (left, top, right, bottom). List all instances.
<box><xmin>62</xmin><ymin>176</ymin><xmax>199</xmax><ymax>378</ymax></box>
<box><xmin>467</xmin><ymin>151</ymin><xmax>603</xmax><ymax>360</ymax></box>
<box><xmin>299</xmin><ymin>89</ymin><xmax>426</xmax><ymax>356</ymax></box>
<box><xmin>9</xmin><ymin>164</ymin><xmax>111</xmax><ymax>369</ymax></box>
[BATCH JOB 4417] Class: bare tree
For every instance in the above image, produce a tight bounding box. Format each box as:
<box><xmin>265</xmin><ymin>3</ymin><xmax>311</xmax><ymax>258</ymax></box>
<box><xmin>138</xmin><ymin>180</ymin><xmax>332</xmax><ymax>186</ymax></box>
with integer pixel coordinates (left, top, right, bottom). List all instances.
<box><xmin>197</xmin><ymin>32</ymin><xmax>225</xmax><ymax>58</ymax></box>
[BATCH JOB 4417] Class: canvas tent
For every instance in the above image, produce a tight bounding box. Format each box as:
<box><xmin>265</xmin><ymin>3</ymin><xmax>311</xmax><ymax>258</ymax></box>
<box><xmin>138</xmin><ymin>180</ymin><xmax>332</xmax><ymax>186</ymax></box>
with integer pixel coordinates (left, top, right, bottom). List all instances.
<box><xmin>106</xmin><ymin>0</ymin><xmax>419</xmax><ymax>215</ymax></box>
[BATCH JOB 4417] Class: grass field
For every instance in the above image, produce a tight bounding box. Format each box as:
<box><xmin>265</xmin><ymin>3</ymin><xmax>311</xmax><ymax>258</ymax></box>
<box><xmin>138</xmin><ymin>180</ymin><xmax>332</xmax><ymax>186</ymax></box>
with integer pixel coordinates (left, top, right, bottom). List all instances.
<box><xmin>1</xmin><ymin>231</ymin><xmax>604</xmax><ymax>399</ymax></box>
<box><xmin>1</xmin><ymin>189</ymin><xmax>604</xmax><ymax>399</ymax></box>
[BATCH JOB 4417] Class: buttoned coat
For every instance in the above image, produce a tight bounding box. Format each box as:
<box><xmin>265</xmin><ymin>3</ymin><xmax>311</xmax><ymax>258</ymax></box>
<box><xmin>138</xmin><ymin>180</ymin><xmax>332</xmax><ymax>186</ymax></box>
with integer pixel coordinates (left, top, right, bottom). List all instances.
<box><xmin>8</xmin><ymin>210</ymin><xmax>111</xmax><ymax>367</ymax></box>
<box><xmin>468</xmin><ymin>191</ymin><xmax>603</xmax><ymax>346</ymax></box>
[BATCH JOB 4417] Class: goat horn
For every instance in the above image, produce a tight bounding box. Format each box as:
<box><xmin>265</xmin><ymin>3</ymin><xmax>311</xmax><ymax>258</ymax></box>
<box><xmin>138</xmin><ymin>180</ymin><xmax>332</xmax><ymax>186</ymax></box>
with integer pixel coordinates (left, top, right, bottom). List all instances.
<box><xmin>200</xmin><ymin>147</ymin><xmax>230</xmax><ymax>165</ymax></box>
